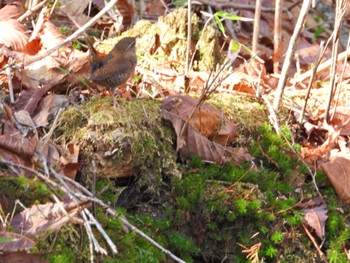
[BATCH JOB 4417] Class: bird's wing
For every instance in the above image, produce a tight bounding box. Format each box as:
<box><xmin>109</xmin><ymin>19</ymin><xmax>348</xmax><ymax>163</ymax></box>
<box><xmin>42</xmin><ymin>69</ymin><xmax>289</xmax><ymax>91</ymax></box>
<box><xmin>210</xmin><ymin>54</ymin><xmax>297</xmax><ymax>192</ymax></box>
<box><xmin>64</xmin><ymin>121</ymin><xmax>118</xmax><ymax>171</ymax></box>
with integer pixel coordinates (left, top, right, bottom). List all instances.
<box><xmin>90</xmin><ymin>54</ymin><xmax>137</xmax><ymax>87</ymax></box>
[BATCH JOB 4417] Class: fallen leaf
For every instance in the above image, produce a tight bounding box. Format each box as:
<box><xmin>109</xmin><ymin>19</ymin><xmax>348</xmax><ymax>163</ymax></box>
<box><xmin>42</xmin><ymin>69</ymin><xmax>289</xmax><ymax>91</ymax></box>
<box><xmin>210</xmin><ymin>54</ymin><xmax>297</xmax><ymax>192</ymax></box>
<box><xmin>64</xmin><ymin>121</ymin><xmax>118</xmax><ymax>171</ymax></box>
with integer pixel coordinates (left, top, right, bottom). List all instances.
<box><xmin>321</xmin><ymin>151</ymin><xmax>350</xmax><ymax>203</ymax></box>
<box><xmin>39</xmin><ymin>19</ymin><xmax>66</xmax><ymax>51</ymax></box>
<box><xmin>33</xmin><ymin>94</ymin><xmax>68</xmax><ymax>127</ymax></box>
<box><xmin>24</xmin><ymin>38</ymin><xmax>42</xmax><ymax>55</ymax></box>
<box><xmin>302</xmin><ymin>201</ymin><xmax>328</xmax><ymax>239</ymax></box>
<box><xmin>16</xmin><ymin>56</ymin><xmax>63</xmax><ymax>89</ymax></box>
<box><xmin>161</xmin><ymin>95</ymin><xmax>252</xmax><ymax>166</ymax></box>
<box><xmin>0</xmin><ymin>251</ymin><xmax>47</xmax><ymax>263</ymax></box>
<box><xmin>301</xmin><ymin>130</ymin><xmax>340</xmax><ymax>164</ymax></box>
<box><xmin>0</xmin><ymin>19</ymin><xmax>27</xmax><ymax>51</ymax></box>
<box><xmin>11</xmin><ymin>201</ymin><xmax>82</xmax><ymax>237</ymax></box>
<box><xmin>14</xmin><ymin>86</ymin><xmax>51</xmax><ymax>115</ymax></box>
<box><xmin>0</xmin><ymin>0</ymin><xmax>25</xmax><ymax>21</ymax></box>
<box><xmin>58</xmin><ymin>0</ymin><xmax>90</xmax><ymax>26</ymax></box>
<box><xmin>161</xmin><ymin>95</ymin><xmax>238</xmax><ymax>145</ymax></box>
<box><xmin>0</xmin><ymin>231</ymin><xmax>35</xmax><ymax>252</ymax></box>
<box><xmin>327</xmin><ymin>108</ymin><xmax>350</xmax><ymax>136</ymax></box>
<box><xmin>59</xmin><ymin>143</ymin><xmax>80</xmax><ymax>179</ymax></box>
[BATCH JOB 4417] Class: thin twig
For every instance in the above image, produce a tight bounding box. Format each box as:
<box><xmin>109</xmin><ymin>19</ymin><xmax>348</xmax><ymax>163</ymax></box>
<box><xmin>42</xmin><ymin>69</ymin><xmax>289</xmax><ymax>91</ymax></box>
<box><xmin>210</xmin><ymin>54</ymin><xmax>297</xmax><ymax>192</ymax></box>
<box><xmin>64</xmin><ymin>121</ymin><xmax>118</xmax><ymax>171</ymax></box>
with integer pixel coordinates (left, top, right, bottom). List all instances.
<box><xmin>84</xmin><ymin>208</ymin><xmax>118</xmax><ymax>254</ymax></box>
<box><xmin>37</xmin><ymin>107</ymin><xmax>65</xmax><ymax>154</ymax></box>
<box><xmin>0</xmin><ymin>159</ymin><xmax>186</xmax><ymax>263</ymax></box>
<box><xmin>185</xmin><ymin>0</ymin><xmax>192</xmax><ymax>85</ymax></box>
<box><xmin>6</xmin><ymin>0</ymin><xmax>119</xmax><ymax>72</ymax></box>
<box><xmin>273</xmin><ymin>0</ymin><xmax>283</xmax><ymax>74</ymax></box>
<box><xmin>279</xmin><ymin>130</ymin><xmax>323</xmax><ymax>200</ymax></box>
<box><xmin>331</xmin><ymin>31</ymin><xmax>350</xmax><ymax>121</ymax></box>
<box><xmin>262</xmin><ymin>95</ymin><xmax>280</xmax><ymax>136</ymax></box>
<box><xmin>324</xmin><ymin>1</ymin><xmax>347</xmax><ymax>123</ymax></box>
<box><xmin>299</xmin><ymin>41</ymin><xmax>325</xmax><ymax>123</ymax></box>
<box><xmin>197</xmin><ymin>0</ymin><xmax>290</xmax><ymax>12</ymax></box>
<box><xmin>252</xmin><ymin>0</ymin><xmax>262</xmax><ymax>55</ymax></box>
<box><xmin>178</xmin><ymin>55</ymin><xmax>257</xmax><ymax>146</ymax></box>
<box><xmin>92</xmin><ymin>160</ymin><xmax>97</xmax><ymax>216</ymax></box>
<box><xmin>5</xmin><ymin>58</ymin><xmax>15</xmax><ymax>103</ymax></box>
<box><xmin>302</xmin><ymin>223</ymin><xmax>325</xmax><ymax>259</ymax></box>
<box><xmin>290</xmin><ymin>49</ymin><xmax>350</xmax><ymax>85</ymax></box>
<box><xmin>273</xmin><ymin>0</ymin><xmax>311</xmax><ymax>111</ymax></box>
<box><xmin>50</xmin><ymin>167</ymin><xmax>107</xmax><ymax>257</ymax></box>
<box><xmin>17</xmin><ymin>0</ymin><xmax>49</xmax><ymax>22</ymax></box>
<box><xmin>73</xmin><ymin>194</ymin><xmax>187</xmax><ymax>263</ymax></box>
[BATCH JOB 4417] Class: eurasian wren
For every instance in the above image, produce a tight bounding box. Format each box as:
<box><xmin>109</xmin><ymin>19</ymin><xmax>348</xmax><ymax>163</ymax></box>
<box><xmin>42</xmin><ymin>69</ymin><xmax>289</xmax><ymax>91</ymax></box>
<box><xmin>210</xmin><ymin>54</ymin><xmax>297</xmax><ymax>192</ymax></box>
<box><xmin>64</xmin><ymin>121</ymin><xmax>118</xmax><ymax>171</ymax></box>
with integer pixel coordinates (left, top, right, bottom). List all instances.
<box><xmin>89</xmin><ymin>37</ymin><xmax>137</xmax><ymax>107</ymax></box>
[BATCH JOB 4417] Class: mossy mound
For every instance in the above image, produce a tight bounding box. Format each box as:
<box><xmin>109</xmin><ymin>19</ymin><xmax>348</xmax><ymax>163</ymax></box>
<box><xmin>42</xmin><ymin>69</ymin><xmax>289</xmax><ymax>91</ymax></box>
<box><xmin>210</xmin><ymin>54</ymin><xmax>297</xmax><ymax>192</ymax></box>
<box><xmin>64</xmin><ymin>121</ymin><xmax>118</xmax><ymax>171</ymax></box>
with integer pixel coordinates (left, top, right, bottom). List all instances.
<box><xmin>57</xmin><ymin>97</ymin><xmax>180</xmax><ymax>196</ymax></box>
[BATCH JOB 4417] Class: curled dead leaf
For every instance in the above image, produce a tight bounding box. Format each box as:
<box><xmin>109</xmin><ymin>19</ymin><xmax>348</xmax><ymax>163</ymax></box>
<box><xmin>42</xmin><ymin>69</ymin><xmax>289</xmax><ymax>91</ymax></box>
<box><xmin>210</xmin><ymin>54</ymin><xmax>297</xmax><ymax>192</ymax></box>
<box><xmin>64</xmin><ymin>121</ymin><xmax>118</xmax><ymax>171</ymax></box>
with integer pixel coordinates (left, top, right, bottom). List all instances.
<box><xmin>0</xmin><ymin>0</ymin><xmax>25</xmax><ymax>21</ymax></box>
<box><xmin>161</xmin><ymin>95</ymin><xmax>252</xmax><ymax>166</ymax></box>
<box><xmin>11</xmin><ymin>201</ymin><xmax>82</xmax><ymax>237</ymax></box>
<box><xmin>162</xmin><ymin>95</ymin><xmax>238</xmax><ymax>145</ymax></box>
<box><xmin>302</xmin><ymin>200</ymin><xmax>328</xmax><ymax>239</ymax></box>
<box><xmin>301</xmin><ymin>130</ymin><xmax>340</xmax><ymax>164</ymax></box>
<box><xmin>321</xmin><ymin>152</ymin><xmax>350</xmax><ymax>203</ymax></box>
<box><xmin>0</xmin><ymin>231</ymin><xmax>35</xmax><ymax>252</ymax></box>
<box><xmin>0</xmin><ymin>19</ymin><xmax>27</xmax><ymax>51</ymax></box>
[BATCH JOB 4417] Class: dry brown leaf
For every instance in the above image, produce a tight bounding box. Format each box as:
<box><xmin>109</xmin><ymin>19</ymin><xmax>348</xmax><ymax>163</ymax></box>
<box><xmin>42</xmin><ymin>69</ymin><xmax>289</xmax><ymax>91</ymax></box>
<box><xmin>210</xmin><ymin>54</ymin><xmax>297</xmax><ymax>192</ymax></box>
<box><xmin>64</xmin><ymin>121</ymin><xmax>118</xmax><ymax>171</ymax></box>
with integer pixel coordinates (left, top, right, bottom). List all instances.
<box><xmin>0</xmin><ymin>105</ymin><xmax>36</xmax><ymax>175</ymax></box>
<box><xmin>161</xmin><ymin>95</ymin><xmax>252</xmax><ymax>165</ymax></box>
<box><xmin>162</xmin><ymin>109</ymin><xmax>252</xmax><ymax>165</ymax></box>
<box><xmin>301</xmin><ymin>130</ymin><xmax>340</xmax><ymax>164</ymax></box>
<box><xmin>39</xmin><ymin>19</ymin><xmax>66</xmax><ymax>51</ymax></box>
<box><xmin>24</xmin><ymin>38</ymin><xmax>42</xmax><ymax>55</ymax></box>
<box><xmin>33</xmin><ymin>94</ymin><xmax>68</xmax><ymax>127</ymax></box>
<box><xmin>0</xmin><ymin>105</ymin><xmax>60</xmax><ymax>177</ymax></box>
<box><xmin>162</xmin><ymin>95</ymin><xmax>238</xmax><ymax>145</ymax></box>
<box><xmin>59</xmin><ymin>143</ymin><xmax>80</xmax><ymax>179</ymax></box>
<box><xmin>14</xmin><ymin>86</ymin><xmax>51</xmax><ymax>115</ymax></box>
<box><xmin>0</xmin><ymin>231</ymin><xmax>35</xmax><ymax>252</ymax></box>
<box><xmin>11</xmin><ymin>202</ymin><xmax>82</xmax><ymax>237</ymax></box>
<box><xmin>0</xmin><ymin>0</ymin><xmax>25</xmax><ymax>20</ymax></box>
<box><xmin>321</xmin><ymin>151</ymin><xmax>350</xmax><ymax>203</ymax></box>
<box><xmin>16</xmin><ymin>56</ymin><xmax>63</xmax><ymax>89</ymax></box>
<box><xmin>0</xmin><ymin>135</ymin><xmax>37</xmax><ymax>162</ymax></box>
<box><xmin>115</xmin><ymin>0</ymin><xmax>135</xmax><ymax>28</ymax></box>
<box><xmin>58</xmin><ymin>0</ymin><xmax>90</xmax><ymax>26</ymax></box>
<box><xmin>0</xmin><ymin>252</ymin><xmax>47</xmax><ymax>263</ymax></box>
<box><xmin>296</xmin><ymin>38</ymin><xmax>331</xmax><ymax>66</ymax></box>
<box><xmin>92</xmin><ymin>0</ymin><xmax>134</xmax><ymax>28</ymax></box>
<box><xmin>144</xmin><ymin>0</ymin><xmax>166</xmax><ymax>19</ymax></box>
<box><xmin>0</xmin><ymin>19</ymin><xmax>27</xmax><ymax>50</ymax></box>
<box><xmin>0</xmin><ymin>133</ymin><xmax>37</xmax><ymax>177</ymax></box>
<box><xmin>302</xmin><ymin>201</ymin><xmax>328</xmax><ymax>239</ymax></box>
<box><xmin>328</xmin><ymin>108</ymin><xmax>350</xmax><ymax>136</ymax></box>
<box><xmin>66</xmin><ymin>49</ymin><xmax>89</xmax><ymax>73</ymax></box>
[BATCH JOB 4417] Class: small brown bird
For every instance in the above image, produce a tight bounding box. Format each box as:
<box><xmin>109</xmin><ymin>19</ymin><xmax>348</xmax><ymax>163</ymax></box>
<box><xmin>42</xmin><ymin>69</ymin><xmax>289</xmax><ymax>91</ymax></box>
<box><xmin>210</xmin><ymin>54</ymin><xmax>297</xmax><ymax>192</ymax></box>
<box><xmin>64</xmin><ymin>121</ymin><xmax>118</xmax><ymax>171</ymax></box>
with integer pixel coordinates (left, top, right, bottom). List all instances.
<box><xmin>88</xmin><ymin>37</ymin><xmax>137</xmax><ymax>108</ymax></box>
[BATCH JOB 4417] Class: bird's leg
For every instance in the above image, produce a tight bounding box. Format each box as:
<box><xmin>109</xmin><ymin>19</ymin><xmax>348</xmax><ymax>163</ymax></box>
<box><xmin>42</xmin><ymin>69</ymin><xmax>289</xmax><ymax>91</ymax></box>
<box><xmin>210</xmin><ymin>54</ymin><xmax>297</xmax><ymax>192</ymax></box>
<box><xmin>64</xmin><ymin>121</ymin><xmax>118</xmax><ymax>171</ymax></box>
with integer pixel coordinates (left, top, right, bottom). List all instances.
<box><xmin>112</xmin><ymin>89</ymin><xmax>118</xmax><ymax>112</ymax></box>
<box><xmin>111</xmin><ymin>88</ymin><xmax>123</xmax><ymax>112</ymax></box>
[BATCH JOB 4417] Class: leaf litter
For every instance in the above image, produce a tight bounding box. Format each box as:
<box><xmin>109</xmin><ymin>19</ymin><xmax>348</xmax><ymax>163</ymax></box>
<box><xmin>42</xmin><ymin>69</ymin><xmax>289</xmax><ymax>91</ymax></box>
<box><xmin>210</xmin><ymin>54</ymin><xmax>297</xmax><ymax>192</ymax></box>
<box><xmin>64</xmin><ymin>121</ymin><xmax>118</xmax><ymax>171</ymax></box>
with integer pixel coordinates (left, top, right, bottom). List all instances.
<box><xmin>0</xmin><ymin>0</ymin><xmax>349</xmax><ymax>261</ymax></box>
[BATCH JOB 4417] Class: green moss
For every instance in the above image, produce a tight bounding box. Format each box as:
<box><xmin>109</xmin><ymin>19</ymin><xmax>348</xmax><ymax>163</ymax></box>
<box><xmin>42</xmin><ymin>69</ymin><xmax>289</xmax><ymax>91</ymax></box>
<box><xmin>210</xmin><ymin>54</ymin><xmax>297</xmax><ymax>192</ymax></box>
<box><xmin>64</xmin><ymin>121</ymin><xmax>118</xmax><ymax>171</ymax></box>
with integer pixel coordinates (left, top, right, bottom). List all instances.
<box><xmin>0</xmin><ymin>177</ymin><xmax>51</xmax><ymax>213</ymax></box>
<box><xmin>48</xmin><ymin>247</ymin><xmax>75</xmax><ymax>263</ymax></box>
<box><xmin>47</xmin><ymin>103</ymin><xmax>350</xmax><ymax>262</ymax></box>
<box><xmin>264</xmin><ymin>245</ymin><xmax>278</xmax><ymax>258</ymax></box>
<box><xmin>40</xmin><ymin>224</ymin><xmax>90</xmax><ymax>263</ymax></box>
<box><xmin>271</xmin><ymin>231</ymin><xmax>284</xmax><ymax>243</ymax></box>
<box><xmin>196</xmin><ymin>25</ymin><xmax>222</xmax><ymax>71</ymax></box>
<box><xmin>208</xmin><ymin>94</ymin><xmax>267</xmax><ymax>136</ymax></box>
<box><xmin>57</xmin><ymin>97</ymin><xmax>180</xmax><ymax>203</ymax></box>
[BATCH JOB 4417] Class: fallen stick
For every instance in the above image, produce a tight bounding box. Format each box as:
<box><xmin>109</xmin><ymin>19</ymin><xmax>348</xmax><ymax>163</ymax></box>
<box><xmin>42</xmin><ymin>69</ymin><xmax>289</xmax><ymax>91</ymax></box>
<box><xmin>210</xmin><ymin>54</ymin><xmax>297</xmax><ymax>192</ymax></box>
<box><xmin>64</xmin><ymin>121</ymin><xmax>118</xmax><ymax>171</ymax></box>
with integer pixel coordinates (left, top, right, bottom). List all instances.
<box><xmin>291</xmin><ymin>50</ymin><xmax>350</xmax><ymax>85</ymax></box>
